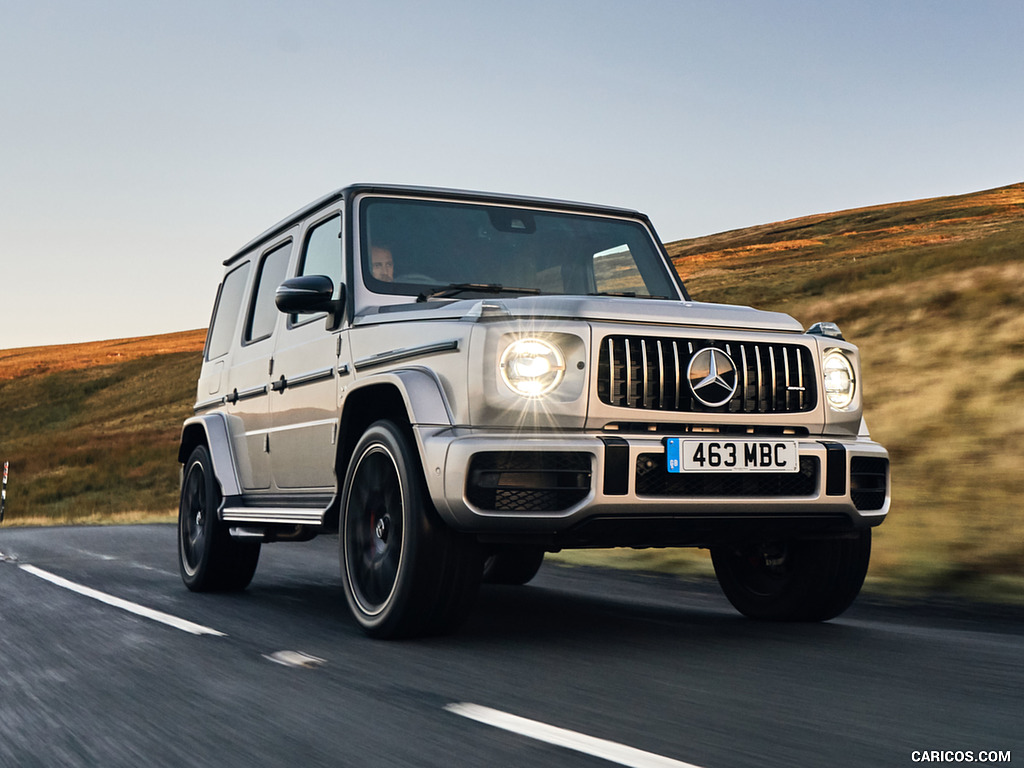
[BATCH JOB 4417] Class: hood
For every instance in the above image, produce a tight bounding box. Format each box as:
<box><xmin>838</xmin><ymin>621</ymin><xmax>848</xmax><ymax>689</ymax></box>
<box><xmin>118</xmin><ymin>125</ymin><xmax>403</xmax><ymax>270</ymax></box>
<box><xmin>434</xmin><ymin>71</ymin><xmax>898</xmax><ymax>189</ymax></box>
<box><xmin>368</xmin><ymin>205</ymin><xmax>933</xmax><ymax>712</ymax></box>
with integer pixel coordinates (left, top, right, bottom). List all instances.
<box><xmin>356</xmin><ymin>294</ymin><xmax>804</xmax><ymax>333</ymax></box>
<box><xmin>467</xmin><ymin>295</ymin><xmax>804</xmax><ymax>333</ymax></box>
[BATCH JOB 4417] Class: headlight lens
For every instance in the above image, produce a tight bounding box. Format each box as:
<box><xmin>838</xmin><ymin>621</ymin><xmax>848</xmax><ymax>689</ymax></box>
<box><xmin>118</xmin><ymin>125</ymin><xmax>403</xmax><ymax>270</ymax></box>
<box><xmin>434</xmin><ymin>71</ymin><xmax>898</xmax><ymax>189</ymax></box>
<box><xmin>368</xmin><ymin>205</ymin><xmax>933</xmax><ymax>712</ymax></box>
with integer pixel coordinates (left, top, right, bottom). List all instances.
<box><xmin>822</xmin><ymin>350</ymin><xmax>856</xmax><ymax>410</ymax></box>
<box><xmin>500</xmin><ymin>338</ymin><xmax>565</xmax><ymax>397</ymax></box>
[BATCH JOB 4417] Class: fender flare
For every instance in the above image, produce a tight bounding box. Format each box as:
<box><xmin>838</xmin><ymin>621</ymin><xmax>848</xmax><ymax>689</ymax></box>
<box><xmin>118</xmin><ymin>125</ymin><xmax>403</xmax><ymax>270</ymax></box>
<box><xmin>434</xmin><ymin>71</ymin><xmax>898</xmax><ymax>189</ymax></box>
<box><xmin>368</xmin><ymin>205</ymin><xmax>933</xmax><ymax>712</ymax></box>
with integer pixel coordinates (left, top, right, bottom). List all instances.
<box><xmin>342</xmin><ymin>366</ymin><xmax>454</xmax><ymax>427</ymax></box>
<box><xmin>178</xmin><ymin>412</ymin><xmax>243</xmax><ymax>498</ymax></box>
<box><xmin>337</xmin><ymin>367</ymin><xmax>455</xmax><ymax>522</ymax></box>
<box><xmin>389</xmin><ymin>367</ymin><xmax>455</xmax><ymax>426</ymax></box>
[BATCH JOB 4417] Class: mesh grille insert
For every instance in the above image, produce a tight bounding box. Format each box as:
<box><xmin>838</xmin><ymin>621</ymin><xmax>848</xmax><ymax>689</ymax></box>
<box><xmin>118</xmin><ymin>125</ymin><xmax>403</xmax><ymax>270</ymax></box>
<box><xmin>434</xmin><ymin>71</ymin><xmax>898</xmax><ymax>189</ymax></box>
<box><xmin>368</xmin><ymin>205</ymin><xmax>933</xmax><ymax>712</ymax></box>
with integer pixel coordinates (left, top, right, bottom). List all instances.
<box><xmin>467</xmin><ymin>451</ymin><xmax>592</xmax><ymax>512</ymax></box>
<box><xmin>851</xmin><ymin>456</ymin><xmax>888</xmax><ymax>510</ymax></box>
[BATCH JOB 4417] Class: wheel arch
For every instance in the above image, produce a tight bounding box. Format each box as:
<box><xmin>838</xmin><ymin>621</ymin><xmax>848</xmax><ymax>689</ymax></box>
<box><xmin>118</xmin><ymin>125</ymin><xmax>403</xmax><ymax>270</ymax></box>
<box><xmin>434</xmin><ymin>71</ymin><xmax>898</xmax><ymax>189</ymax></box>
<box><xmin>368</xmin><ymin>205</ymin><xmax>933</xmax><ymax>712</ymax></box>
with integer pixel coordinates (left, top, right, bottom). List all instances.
<box><xmin>327</xmin><ymin>368</ymin><xmax>455</xmax><ymax>531</ymax></box>
<box><xmin>178</xmin><ymin>413</ymin><xmax>243</xmax><ymax>499</ymax></box>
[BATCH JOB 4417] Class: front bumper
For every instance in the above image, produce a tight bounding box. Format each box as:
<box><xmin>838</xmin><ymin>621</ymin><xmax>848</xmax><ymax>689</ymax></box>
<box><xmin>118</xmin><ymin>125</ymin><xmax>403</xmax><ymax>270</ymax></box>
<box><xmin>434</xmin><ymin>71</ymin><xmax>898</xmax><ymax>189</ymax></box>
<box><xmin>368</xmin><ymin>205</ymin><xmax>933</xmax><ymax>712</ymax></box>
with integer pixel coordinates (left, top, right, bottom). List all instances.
<box><xmin>418</xmin><ymin>427</ymin><xmax>889</xmax><ymax>547</ymax></box>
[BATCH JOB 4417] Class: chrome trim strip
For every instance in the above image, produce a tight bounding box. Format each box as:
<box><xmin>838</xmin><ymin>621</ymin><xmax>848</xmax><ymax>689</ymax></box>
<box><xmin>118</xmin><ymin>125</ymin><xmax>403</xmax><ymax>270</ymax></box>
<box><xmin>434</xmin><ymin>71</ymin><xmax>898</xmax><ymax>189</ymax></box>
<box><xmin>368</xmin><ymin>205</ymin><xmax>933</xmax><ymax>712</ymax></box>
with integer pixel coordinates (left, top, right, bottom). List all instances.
<box><xmin>672</xmin><ymin>340</ymin><xmax>681</xmax><ymax>410</ymax></box>
<box><xmin>783</xmin><ymin>347</ymin><xmax>792</xmax><ymax>410</ymax></box>
<box><xmin>656</xmin><ymin>339</ymin><xmax>664</xmax><ymax>407</ymax></box>
<box><xmin>740</xmin><ymin>345</ymin><xmax>749</xmax><ymax>412</ymax></box>
<box><xmin>755</xmin><ymin>346</ymin><xmax>763</xmax><ymax>410</ymax></box>
<box><xmin>640</xmin><ymin>339</ymin><xmax>649</xmax><ymax>408</ymax></box>
<box><xmin>797</xmin><ymin>347</ymin><xmax>805</xmax><ymax>408</ymax></box>
<box><xmin>193</xmin><ymin>397</ymin><xmax>224</xmax><ymax>413</ymax></box>
<box><xmin>282</xmin><ymin>367</ymin><xmax>335</xmax><ymax>389</ymax></box>
<box><xmin>625</xmin><ymin>339</ymin><xmax>633</xmax><ymax>407</ymax></box>
<box><xmin>608</xmin><ymin>337</ymin><xmax>617</xmax><ymax>403</ymax></box>
<box><xmin>244</xmin><ymin>418</ymin><xmax>339</xmax><ymax>438</ymax></box>
<box><xmin>354</xmin><ymin>339</ymin><xmax>460</xmax><ymax>371</ymax></box>
<box><xmin>236</xmin><ymin>384</ymin><xmax>268</xmax><ymax>402</ymax></box>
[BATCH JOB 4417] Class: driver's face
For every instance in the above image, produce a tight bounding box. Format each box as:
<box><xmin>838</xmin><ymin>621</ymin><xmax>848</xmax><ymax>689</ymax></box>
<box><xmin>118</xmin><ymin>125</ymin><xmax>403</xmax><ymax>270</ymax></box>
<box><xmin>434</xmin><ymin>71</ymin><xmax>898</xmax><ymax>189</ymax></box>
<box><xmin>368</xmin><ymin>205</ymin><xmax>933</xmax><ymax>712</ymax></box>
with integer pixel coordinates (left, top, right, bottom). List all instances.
<box><xmin>370</xmin><ymin>247</ymin><xmax>394</xmax><ymax>282</ymax></box>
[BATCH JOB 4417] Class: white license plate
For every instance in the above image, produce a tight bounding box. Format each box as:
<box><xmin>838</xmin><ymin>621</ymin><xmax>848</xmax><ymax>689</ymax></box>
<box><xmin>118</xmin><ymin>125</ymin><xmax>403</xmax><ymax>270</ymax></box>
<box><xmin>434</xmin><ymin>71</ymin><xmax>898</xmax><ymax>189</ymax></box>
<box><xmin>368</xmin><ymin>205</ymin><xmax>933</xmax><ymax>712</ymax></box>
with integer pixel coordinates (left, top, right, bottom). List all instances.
<box><xmin>666</xmin><ymin>439</ymin><xmax>799</xmax><ymax>473</ymax></box>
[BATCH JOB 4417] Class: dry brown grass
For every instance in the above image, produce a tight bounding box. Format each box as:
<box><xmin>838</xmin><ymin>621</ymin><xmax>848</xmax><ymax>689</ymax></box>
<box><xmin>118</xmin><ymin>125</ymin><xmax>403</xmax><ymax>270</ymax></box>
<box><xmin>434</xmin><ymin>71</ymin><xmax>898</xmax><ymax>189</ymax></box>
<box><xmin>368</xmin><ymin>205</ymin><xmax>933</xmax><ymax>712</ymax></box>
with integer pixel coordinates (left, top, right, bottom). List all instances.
<box><xmin>792</xmin><ymin>262</ymin><xmax>1024</xmax><ymax>590</ymax></box>
<box><xmin>0</xmin><ymin>329</ymin><xmax>206</xmax><ymax>380</ymax></box>
<box><xmin>0</xmin><ymin>334</ymin><xmax>204</xmax><ymax>525</ymax></box>
<box><xmin>3</xmin><ymin>510</ymin><xmax>177</xmax><ymax>527</ymax></box>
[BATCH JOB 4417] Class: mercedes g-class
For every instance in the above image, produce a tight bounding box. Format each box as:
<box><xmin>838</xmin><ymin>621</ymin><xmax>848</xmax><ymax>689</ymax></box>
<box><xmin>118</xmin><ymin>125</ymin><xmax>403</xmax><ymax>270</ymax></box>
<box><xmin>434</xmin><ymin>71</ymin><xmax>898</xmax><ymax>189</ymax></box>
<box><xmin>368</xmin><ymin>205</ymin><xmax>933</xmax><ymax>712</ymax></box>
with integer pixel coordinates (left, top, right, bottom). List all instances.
<box><xmin>178</xmin><ymin>184</ymin><xmax>889</xmax><ymax>637</ymax></box>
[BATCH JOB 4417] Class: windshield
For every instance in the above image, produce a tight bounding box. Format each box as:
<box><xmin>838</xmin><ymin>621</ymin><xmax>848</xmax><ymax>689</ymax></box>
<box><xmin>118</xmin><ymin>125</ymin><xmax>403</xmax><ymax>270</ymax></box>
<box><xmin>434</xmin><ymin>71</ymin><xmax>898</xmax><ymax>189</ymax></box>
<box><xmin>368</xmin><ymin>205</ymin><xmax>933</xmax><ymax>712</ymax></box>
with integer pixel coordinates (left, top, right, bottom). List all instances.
<box><xmin>359</xmin><ymin>197</ymin><xmax>679</xmax><ymax>300</ymax></box>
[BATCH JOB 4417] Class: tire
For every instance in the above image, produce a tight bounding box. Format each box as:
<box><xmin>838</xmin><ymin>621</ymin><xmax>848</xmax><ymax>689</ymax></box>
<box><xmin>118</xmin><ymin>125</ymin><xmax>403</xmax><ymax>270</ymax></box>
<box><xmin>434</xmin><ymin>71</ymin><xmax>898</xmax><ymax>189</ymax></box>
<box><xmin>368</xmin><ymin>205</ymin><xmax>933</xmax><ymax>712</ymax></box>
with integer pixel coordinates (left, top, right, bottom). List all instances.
<box><xmin>178</xmin><ymin>445</ymin><xmax>260</xmax><ymax>592</ymax></box>
<box><xmin>710</xmin><ymin>529</ymin><xmax>871</xmax><ymax>621</ymax></box>
<box><xmin>340</xmin><ymin>420</ymin><xmax>481</xmax><ymax>638</ymax></box>
<box><xmin>482</xmin><ymin>546</ymin><xmax>545</xmax><ymax>585</ymax></box>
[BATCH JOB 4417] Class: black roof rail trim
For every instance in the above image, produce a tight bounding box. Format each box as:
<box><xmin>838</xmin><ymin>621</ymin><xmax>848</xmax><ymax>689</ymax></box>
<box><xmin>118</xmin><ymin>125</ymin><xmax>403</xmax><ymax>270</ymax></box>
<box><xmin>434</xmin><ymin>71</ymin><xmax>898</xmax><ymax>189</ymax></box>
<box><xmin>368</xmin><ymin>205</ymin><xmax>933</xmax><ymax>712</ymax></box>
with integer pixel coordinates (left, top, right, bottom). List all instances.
<box><xmin>224</xmin><ymin>184</ymin><xmax>648</xmax><ymax>266</ymax></box>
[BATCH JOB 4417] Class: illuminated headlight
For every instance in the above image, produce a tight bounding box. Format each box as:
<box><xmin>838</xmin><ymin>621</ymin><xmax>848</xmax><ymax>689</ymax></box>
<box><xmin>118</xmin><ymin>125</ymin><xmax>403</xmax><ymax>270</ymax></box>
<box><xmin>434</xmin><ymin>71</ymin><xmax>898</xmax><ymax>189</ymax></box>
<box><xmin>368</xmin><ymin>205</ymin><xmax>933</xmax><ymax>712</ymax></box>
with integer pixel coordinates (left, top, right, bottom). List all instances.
<box><xmin>822</xmin><ymin>350</ymin><xmax>856</xmax><ymax>410</ymax></box>
<box><xmin>500</xmin><ymin>338</ymin><xmax>565</xmax><ymax>397</ymax></box>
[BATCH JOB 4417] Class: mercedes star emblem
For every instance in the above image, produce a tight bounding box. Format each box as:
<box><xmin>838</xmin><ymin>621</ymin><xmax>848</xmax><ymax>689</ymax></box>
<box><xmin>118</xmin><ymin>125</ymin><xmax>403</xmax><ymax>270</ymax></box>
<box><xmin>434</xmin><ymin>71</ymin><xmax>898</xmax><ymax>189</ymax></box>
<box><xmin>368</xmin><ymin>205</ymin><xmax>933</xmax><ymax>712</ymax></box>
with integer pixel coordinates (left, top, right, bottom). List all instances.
<box><xmin>687</xmin><ymin>347</ymin><xmax>738</xmax><ymax>407</ymax></box>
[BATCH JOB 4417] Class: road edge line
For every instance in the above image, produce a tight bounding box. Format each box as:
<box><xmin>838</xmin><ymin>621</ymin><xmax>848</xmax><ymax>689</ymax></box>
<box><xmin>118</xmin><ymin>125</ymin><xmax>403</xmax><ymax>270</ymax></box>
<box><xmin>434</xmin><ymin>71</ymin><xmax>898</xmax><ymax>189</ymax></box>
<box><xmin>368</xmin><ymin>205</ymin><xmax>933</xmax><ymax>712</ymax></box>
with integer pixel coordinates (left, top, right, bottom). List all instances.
<box><xmin>18</xmin><ymin>564</ymin><xmax>226</xmax><ymax>637</ymax></box>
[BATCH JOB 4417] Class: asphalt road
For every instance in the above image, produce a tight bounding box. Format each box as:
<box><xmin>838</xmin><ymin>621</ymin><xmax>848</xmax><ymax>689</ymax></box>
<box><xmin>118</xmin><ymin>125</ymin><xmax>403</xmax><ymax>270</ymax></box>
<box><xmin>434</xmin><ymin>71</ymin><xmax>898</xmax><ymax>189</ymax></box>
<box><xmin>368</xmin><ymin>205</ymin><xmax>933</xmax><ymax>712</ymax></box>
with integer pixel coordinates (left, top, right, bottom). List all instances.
<box><xmin>0</xmin><ymin>525</ymin><xmax>1019</xmax><ymax>768</ymax></box>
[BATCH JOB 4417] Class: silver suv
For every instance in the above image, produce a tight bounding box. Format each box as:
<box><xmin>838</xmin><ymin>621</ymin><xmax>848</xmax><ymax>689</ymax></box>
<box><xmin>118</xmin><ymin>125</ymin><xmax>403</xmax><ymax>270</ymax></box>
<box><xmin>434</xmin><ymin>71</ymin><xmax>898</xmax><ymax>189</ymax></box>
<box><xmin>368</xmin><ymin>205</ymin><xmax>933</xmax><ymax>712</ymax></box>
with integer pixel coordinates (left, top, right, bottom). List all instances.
<box><xmin>178</xmin><ymin>184</ymin><xmax>889</xmax><ymax>637</ymax></box>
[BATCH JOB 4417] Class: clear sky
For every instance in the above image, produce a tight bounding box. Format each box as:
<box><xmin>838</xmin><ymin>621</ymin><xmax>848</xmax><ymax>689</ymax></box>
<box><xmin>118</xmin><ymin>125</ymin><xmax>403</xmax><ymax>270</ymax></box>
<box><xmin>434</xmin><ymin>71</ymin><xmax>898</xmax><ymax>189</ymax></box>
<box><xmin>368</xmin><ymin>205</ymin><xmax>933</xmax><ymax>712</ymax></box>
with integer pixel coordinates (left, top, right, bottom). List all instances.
<box><xmin>2</xmin><ymin>0</ymin><xmax>1021</xmax><ymax>349</ymax></box>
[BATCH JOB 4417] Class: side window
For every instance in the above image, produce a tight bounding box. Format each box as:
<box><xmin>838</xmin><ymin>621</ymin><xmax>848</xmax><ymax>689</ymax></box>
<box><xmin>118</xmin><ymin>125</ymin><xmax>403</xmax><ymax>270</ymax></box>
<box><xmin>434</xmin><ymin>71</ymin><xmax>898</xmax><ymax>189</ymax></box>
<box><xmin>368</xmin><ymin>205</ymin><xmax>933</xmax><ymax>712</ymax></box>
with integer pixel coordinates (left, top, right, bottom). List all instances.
<box><xmin>205</xmin><ymin>262</ymin><xmax>251</xmax><ymax>360</ymax></box>
<box><xmin>299</xmin><ymin>214</ymin><xmax>343</xmax><ymax>299</ymax></box>
<box><xmin>244</xmin><ymin>242</ymin><xmax>292</xmax><ymax>344</ymax></box>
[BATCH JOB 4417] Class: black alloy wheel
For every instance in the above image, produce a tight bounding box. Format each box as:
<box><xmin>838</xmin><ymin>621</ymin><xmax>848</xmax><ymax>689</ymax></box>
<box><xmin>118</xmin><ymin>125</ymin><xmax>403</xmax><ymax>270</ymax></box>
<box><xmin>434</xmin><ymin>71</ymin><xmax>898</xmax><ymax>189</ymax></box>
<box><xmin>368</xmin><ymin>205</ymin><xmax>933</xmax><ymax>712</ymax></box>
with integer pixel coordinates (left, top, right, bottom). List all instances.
<box><xmin>710</xmin><ymin>529</ymin><xmax>871</xmax><ymax>621</ymax></box>
<box><xmin>343</xmin><ymin>440</ymin><xmax>405</xmax><ymax>616</ymax></box>
<box><xmin>178</xmin><ymin>444</ymin><xmax>260</xmax><ymax>592</ymax></box>
<box><xmin>340</xmin><ymin>420</ymin><xmax>481</xmax><ymax>638</ymax></box>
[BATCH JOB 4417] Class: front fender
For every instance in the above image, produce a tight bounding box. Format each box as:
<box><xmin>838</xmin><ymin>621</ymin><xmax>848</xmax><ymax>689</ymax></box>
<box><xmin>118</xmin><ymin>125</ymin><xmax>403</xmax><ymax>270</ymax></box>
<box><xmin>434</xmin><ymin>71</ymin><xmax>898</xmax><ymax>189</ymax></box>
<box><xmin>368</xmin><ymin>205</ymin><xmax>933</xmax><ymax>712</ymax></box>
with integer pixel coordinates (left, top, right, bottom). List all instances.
<box><xmin>344</xmin><ymin>366</ymin><xmax>455</xmax><ymax>427</ymax></box>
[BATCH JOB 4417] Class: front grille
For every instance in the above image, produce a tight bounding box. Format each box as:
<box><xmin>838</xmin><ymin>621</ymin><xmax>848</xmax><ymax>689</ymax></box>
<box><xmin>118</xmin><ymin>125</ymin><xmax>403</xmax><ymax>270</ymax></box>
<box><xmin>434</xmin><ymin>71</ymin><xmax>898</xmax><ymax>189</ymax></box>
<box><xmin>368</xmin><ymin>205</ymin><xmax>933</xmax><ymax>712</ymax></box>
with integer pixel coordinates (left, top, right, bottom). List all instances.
<box><xmin>851</xmin><ymin>457</ymin><xmax>888</xmax><ymax>510</ymax></box>
<box><xmin>635</xmin><ymin>453</ymin><xmax>819</xmax><ymax>497</ymax></box>
<box><xmin>597</xmin><ymin>335</ymin><xmax>817</xmax><ymax>414</ymax></box>
<box><xmin>467</xmin><ymin>451</ymin><xmax>592</xmax><ymax>512</ymax></box>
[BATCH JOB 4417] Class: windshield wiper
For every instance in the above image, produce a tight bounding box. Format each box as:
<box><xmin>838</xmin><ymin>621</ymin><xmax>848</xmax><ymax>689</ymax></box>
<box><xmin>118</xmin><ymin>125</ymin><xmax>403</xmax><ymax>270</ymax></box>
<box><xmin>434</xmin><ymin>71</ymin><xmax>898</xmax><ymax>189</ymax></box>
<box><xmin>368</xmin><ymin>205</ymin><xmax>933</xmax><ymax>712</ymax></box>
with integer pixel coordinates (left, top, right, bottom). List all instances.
<box><xmin>587</xmin><ymin>291</ymin><xmax>671</xmax><ymax>299</ymax></box>
<box><xmin>417</xmin><ymin>283</ymin><xmax>541</xmax><ymax>302</ymax></box>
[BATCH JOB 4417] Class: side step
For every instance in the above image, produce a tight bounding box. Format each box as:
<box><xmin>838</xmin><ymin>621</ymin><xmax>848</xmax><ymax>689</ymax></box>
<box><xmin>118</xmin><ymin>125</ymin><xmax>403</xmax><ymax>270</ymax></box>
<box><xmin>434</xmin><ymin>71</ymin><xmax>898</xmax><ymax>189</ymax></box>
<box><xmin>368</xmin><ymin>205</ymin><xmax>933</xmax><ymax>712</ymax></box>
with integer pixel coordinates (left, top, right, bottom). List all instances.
<box><xmin>221</xmin><ymin>507</ymin><xmax>326</xmax><ymax>526</ymax></box>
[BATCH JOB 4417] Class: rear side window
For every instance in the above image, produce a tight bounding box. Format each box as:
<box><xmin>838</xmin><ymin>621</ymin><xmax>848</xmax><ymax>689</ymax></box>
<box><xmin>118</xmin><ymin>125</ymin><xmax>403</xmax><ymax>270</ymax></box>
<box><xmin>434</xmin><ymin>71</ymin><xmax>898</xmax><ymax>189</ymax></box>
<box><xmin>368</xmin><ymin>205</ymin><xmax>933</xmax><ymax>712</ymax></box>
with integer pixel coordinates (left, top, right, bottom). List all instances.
<box><xmin>205</xmin><ymin>262</ymin><xmax>251</xmax><ymax>360</ymax></box>
<box><xmin>245</xmin><ymin>242</ymin><xmax>292</xmax><ymax>343</ymax></box>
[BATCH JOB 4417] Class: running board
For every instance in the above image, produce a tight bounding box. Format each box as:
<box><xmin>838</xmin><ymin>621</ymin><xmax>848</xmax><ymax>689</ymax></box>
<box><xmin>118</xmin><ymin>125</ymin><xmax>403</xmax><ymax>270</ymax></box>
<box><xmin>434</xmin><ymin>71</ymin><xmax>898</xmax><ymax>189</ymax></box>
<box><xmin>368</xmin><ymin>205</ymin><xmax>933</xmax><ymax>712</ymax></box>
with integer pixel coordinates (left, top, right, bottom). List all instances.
<box><xmin>221</xmin><ymin>507</ymin><xmax>325</xmax><ymax>526</ymax></box>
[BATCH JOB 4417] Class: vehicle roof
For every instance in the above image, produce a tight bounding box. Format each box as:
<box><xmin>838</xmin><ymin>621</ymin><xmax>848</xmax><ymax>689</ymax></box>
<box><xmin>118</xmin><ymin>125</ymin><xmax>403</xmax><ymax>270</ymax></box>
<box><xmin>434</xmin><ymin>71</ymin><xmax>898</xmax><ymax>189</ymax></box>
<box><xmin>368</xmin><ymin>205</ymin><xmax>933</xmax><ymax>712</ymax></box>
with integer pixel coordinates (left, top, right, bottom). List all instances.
<box><xmin>224</xmin><ymin>184</ymin><xmax>648</xmax><ymax>266</ymax></box>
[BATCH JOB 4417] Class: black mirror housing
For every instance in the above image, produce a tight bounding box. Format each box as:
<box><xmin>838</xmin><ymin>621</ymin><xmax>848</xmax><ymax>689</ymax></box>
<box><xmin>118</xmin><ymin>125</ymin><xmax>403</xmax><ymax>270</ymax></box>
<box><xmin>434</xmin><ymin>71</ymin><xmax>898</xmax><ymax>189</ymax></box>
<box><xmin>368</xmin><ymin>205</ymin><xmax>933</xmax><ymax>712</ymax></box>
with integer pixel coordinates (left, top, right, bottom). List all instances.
<box><xmin>275</xmin><ymin>275</ymin><xmax>344</xmax><ymax>317</ymax></box>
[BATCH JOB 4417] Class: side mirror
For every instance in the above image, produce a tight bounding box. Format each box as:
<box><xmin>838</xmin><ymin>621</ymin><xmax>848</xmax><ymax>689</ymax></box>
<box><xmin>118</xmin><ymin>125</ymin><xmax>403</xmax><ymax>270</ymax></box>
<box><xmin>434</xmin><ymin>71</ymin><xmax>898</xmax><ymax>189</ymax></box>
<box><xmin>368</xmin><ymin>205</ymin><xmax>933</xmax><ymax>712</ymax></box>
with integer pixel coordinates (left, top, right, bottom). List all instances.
<box><xmin>275</xmin><ymin>275</ymin><xmax>343</xmax><ymax>316</ymax></box>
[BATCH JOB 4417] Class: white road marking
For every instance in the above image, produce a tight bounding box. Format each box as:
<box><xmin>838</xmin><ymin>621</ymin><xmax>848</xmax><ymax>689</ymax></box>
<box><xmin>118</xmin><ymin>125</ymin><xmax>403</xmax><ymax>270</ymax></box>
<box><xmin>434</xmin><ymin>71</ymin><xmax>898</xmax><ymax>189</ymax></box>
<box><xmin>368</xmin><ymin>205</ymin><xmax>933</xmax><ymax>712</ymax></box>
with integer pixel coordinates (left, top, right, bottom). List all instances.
<box><xmin>18</xmin><ymin>564</ymin><xmax>226</xmax><ymax>637</ymax></box>
<box><xmin>445</xmin><ymin>702</ymin><xmax>707</xmax><ymax>768</ymax></box>
<box><xmin>263</xmin><ymin>650</ymin><xmax>327</xmax><ymax>669</ymax></box>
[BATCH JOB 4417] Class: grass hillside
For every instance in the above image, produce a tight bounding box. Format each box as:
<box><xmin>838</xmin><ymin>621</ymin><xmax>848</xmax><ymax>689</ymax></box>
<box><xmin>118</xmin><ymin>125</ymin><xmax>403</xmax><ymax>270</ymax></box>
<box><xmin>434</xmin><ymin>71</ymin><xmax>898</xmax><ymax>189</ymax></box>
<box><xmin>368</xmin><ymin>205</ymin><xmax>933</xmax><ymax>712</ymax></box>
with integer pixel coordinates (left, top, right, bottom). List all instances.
<box><xmin>0</xmin><ymin>331</ymin><xmax>205</xmax><ymax>525</ymax></box>
<box><xmin>1</xmin><ymin>183</ymin><xmax>1022</xmax><ymax>600</ymax></box>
